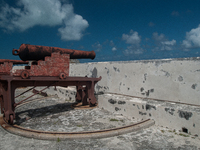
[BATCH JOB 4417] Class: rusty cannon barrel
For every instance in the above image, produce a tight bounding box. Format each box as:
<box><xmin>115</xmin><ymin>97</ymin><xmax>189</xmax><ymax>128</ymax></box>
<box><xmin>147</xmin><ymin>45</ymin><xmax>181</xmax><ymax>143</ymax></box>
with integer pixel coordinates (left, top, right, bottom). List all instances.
<box><xmin>12</xmin><ymin>44</ymin><xmax>96</xmax><ymax>61</ymax></box>
<box><xmin>0</xmin><ymin>59</ymin><xmax>29</xmax><ymax>64</ymax></box>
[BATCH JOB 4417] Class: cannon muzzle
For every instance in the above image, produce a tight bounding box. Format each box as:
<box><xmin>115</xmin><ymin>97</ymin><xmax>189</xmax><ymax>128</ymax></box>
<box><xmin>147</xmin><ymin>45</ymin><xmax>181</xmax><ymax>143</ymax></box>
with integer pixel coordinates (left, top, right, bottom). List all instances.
<box><xmin>13</xmin><ymin>44</ymin><xmax>96</xmax><ymax>61</ymax></box>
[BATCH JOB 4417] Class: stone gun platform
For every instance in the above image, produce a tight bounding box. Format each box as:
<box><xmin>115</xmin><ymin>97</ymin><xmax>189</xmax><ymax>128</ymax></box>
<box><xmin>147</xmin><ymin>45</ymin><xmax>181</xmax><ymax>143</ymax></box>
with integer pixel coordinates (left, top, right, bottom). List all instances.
<box><xmin>1</xmin><ymin>88</ymin><xmax>152</xmax><ymax>138</ymax></box>
<box><xmin>0</xmin><ymin>87</ymin><xmax>200</xmax><ymax>149</ymax></box>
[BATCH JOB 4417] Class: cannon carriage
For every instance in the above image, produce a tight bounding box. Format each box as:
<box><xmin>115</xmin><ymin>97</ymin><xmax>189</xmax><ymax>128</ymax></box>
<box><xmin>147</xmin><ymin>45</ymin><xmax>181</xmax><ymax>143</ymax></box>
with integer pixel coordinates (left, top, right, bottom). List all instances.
<box><xmin>0</xmin><ymin>44</ymin><xmax>101</xmax><ymax>124</ymax></box>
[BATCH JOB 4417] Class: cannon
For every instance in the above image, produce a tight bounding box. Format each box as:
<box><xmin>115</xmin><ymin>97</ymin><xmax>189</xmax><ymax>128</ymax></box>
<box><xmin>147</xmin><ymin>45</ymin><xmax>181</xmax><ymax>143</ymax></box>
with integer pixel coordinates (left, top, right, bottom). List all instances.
<box><xmin>0</xmin><ymin>59</ymin><xmax>29</xmax><ymax>65</ymax></box>
<box><xmin>0</xmin><ymin>44</ymin><xmax>101</xmax><ymax>124</ymax></box>
<box><xmin>12</xmin><ymin>44</ymin><xmax>96</xmax><ymax>61</ymax></box>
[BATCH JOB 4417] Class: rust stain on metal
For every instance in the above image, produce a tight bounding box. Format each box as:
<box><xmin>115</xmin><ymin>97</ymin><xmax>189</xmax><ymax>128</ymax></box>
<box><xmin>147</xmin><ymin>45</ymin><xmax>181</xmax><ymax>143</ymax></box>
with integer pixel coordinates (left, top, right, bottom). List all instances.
<box><xmin>12</xmin><ymin>44</ymin><xmax>95</xmax><ymax>61</ymax></box>
<box><xmin>32</xmin><ymin>89</ymin><xmax>48</xmax><ymax>97</ymax></box>
<box><xmin>0</xmin><ymin>44</ymin><xmax>101</xmax><ymax>124</ymax></box>
<box><xmin>71</xmin><ymin>102</ymin><xmax>98</xmax><ymax>109</ymax></box>
<box><xmin>0</xmin><ymin>59</ymin><xmax>29</xmax><ymax>64</ymax></box>
<box><xmin>0</xmin><ymin>114</ymin><xmax>154</xmax><ymax>140</ymax></box>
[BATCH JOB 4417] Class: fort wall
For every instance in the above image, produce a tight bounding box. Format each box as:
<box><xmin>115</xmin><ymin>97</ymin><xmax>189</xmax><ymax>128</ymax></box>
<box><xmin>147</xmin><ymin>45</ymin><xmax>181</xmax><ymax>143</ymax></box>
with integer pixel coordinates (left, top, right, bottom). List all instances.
<box><xmin>70</xmin><ymin>57</ymin><xmax>200</xmax><ymax>106</ymax></box>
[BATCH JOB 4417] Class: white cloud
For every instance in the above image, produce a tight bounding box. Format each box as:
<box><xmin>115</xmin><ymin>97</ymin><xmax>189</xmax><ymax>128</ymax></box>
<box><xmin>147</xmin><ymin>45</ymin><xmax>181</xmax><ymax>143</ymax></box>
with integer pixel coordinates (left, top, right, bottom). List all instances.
<box><xmin>122</xmin><ymin>30</ymin><xmax>141</xmax><ymax>45</ymax></box>
<box><xmin>58</xmin><ymin>14</ymin><xmax>89</xmax><ymax>41</ymax></box>
<box><xmin>161</xmin><ymin>40</ymin><xmax>176</xmax><ymax>46</ymax></box>
<box><xmin>0</xmin><ymin>0</ymin><xmax>89</xmax><ymax>41</ymax></box>
<box><xmin>122</xmin><ymin>30</ymin><xmax>144</xmax><ymax>55</ymax></box>
<box><xmin>112</xmin><ymin>47</ymin><xmax>117</xmax><ymax>51</ymax></box>
<box><xmin>109</xmin><ymin>40</ymin><xmax>117</xmax><ymax>51</ymax></box>
<box><xmin>182</xmin><ymin>25</ymin><xmax>200</xmax><ymax>49</ymax></box>
<box><xmin>110</xmin><ymin>40</ymin><xmax>115</xmax><ymax>47</ymax></box>
<box><xmin>92</xmin><ymin>42</ymin><xmax>102</xmax><ymax>52</ymax></box>
<box><xmin>124</xmin><ymin>46</ymin><xmax>144</xmax><ymax>55</ymax></box>
<box><xmin>152</xmin><ymin>32</ymin><xmax>165</xmax><ymax>41</ymax></box>
<box><xmin>152</xmin><ymin>32</ymin><xmax>176</xmax><ymax>51</ymax></box>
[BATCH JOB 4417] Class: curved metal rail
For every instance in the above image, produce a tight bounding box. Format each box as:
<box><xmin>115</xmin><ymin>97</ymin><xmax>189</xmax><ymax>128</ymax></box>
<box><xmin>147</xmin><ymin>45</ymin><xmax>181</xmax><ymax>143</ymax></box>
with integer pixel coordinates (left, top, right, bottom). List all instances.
<box><xmin>0</xmin><ymin>115</ymin><xmax>154</xmax><ymax>140</ymax></box>
<box><xmin>0</xmin><ymin>95</ymin><xmax>154</xmax><ymax>140</ymax></box>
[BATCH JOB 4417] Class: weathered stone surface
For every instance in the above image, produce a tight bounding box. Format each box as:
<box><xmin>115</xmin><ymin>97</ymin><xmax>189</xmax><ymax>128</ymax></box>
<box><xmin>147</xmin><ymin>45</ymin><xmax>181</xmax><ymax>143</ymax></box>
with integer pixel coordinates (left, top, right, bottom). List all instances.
<box><xmin>70</xmin><ymin>58</ymin><xmax>200</xmax><ymax>106</ymax></box>
<box><xmin>0</xmin><ymin>88</ymin><xmax>200</xmax><ymax>149</ymax></box>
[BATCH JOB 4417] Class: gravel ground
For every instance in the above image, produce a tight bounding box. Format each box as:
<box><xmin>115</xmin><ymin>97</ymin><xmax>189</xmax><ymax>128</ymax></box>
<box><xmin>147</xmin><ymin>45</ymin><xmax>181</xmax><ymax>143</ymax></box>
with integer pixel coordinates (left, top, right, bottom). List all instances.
<box><xmin>1</xmin><ymin>123</ymin><xmax>200</xmax><ymax>150</ymax></box>
<box><xmin>0</xmin><ymin>88</ymin><xmax>200</xmax><ymax>150</ymax></box>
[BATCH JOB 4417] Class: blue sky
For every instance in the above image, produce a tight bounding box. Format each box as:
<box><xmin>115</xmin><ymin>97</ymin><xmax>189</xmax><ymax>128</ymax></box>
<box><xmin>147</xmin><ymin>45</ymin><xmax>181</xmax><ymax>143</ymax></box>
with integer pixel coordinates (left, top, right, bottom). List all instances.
<box><xmin>0</xmin><ymin>0</ymin><xmax>200</xmax><ymax>62</ymax></box>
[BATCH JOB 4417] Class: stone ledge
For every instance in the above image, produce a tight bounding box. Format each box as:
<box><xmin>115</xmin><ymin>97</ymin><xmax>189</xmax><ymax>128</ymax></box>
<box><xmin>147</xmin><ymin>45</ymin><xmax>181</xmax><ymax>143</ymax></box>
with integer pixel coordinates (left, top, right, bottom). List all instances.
<box><xmin>98</xmin><ymin>93</ymin><xmax>200</xmax><ymax>136</ymax></box>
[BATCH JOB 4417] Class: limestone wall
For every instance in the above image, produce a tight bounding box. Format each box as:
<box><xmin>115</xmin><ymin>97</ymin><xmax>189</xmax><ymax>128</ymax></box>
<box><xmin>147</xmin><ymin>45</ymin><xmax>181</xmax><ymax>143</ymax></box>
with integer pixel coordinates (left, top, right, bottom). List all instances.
<box><xmin>70</xmin><ymin>57</ymin><xmax>200</xmax><ymax>106</ymax></box>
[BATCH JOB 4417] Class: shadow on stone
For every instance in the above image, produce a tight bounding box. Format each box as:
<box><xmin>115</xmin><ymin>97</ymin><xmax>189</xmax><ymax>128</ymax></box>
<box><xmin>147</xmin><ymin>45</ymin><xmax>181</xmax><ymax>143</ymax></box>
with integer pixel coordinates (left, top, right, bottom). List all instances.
<box><xmin>15</xmin><ymin>102</ymin><xmax>74</xmax><ymax>125</ymax></box>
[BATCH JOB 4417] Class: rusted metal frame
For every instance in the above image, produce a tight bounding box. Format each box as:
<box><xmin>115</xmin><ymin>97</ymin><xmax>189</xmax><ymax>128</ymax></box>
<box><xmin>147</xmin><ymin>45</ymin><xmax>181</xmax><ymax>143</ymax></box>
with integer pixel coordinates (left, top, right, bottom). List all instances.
<box><xmin>0</xmin><ymin>59</ymin><xmax>28</xmax><ymax>64</ymax></box>
<box><xmin>15</xmin><ymin>86</ymin><xmax>36</xmax><ymax>98</ymax></box>
<box><xmin>32</xmin><ymin>89</ymin><xmax>47</xmax><ymax>97</ymax></box>
<box><xmin>0</xmin><ymin>96</ymin><xmax>3</xmax><ymax>114</ymax></box>
<box><xmin>82</xmin><ymin>86</ymin><xmax>88</xmax><ymax>105</ymax></box>
<box><xmin>0</xmin><ymin>76</ymin><xmax>101</xmax><ymax>82</ymax></box>
<box><xmin>76</xmin><ymin>86</ymin><xmax>82</xmax><ymax>103</ymax></box>
<box><xmin>0</xmin><ymin>83</ymin><xmax>5</xmax><ymax>114</ymax></box>
<box><xmin>0</xmin><ymin>44</ymin><xmax>100</xmax><ymax>125</ymax></box>
<box><xmin>0</xmin><ymin>76</ymin><xmax>101</xmax><ymax>124</ymax></box>
<box><xmin>0</xmin><ymin>115</ymin><xmax>154</xmax><ymax>140</ymax></box>
<box><xmin>0</xmin><ymin>83</ymin><xmax>3</xmax><ymax>114</ymax></box>
<box><xmin>57</xmin><ymin>79</ymin><xmax>99</xmax><ymax>106</ymax></box>
<box><xmin>1</xmin><ymin>79</ymin><xmax>15</xmax><ymax>124</ymax></box>
<box><xmin>86</xmin><ymin>80</ymin><xmax>97</xmax><ymax>105</ymax></box>
<box><xmin>14</xmin><ymin>82</ymin><xmax>57</xmax><ymax>107</ymax></box>
<box><xmin>74</xmin><ymin>80</ymin><xmax>97</xmax><ymax>106</ymax></box>
<box><xmin>76</xmin><ymin>86</ymin><xmax>88</xmax><ymax>105</ymax></box>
